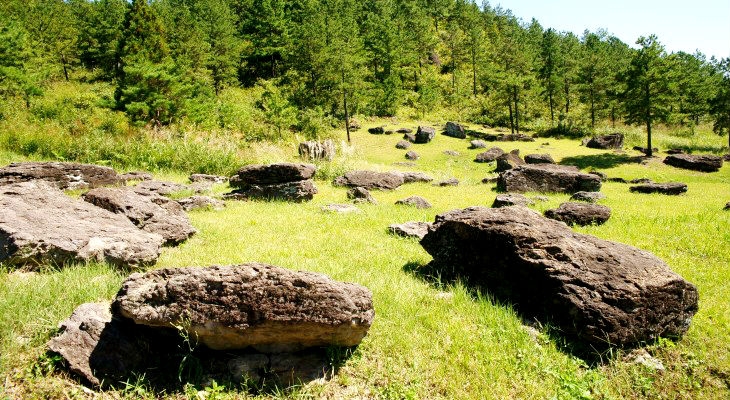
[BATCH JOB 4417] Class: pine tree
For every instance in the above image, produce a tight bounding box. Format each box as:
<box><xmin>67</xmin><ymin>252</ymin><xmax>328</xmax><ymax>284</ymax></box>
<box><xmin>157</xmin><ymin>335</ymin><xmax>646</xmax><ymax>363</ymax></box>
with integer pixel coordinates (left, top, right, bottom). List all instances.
<box><xmin>622</xmin><ymin>35</ymin><xmax>674</xmax><ymax>156</ymax></box>
<box><xmin>709</xmin><ymin>58</ymin><xmax>730</xmax><ymax>149</ymax></box>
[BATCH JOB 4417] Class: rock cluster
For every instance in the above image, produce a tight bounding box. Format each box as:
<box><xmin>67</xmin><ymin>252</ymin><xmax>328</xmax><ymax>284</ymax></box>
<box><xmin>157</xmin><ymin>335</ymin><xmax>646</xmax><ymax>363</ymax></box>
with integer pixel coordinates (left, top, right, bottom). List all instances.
<box><xmin>49</xmin><ymin>263</ymin><xmax>374</xmax><ymax>387</ymax></box>
<box><xmin>420</xmin><ymin>206</ymin><xmax>698</xmax><ymax>346</ymax></box>
<box><xmin>227</xmin><ymin>163</ymin><xmax>318</xmax><ymax>202</ymax></box>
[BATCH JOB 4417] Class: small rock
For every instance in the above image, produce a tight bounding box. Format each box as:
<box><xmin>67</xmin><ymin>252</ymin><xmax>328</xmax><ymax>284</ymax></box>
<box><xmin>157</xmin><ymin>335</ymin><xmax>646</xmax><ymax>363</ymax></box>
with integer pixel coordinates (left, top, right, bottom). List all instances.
<box><xmin>397</xmin><ymin>171</ymin><xmax>434</xmax><ymax>183</ymax></box>
<box><xmin>333</xmin><ymin>171</ymin><xmax>405</xmax><ymax>190</ymax></box>
<box><xmin>624</xmin><ymin>349</ymin><xmax>665</xmax><ymax>371</ymax></box>
<box><xmin>544</xmin><ymin>202</ymin><xmax>612</xmax><ymax>226</ymax></box>
<box><xmin>393</xmin><ymin>162</ymin><xmax>417</xmax><ymax>167</ymax></box>
<box><xmin>177</xmin><ymin>196</ymin><xmax>225</xmax><ymax>211</ymax></box>
<box><xmin>133</xmin><ymin>180</ymin><xmax>189</xmax><ymax>197</ymax></box>
<box><xmin>189</xmin><ymin>174</ymin><xmax>228</xmax><ymax>184</ymax></box>
<box><xmin>395</xmin><ymin>196</ymin><xmax>432</xmax><ymax>209</ymax></box>
<box><xmin>405</xmin><ymin>150</ymin><xmax>420</xmax><ymax>160</ymax></box>
<box><xmin>492</xmin><ymin>193</ymin><xmax>534</xmax><ymax>208</ymax></box>
<box><xmin>415</xmin><ymin>126</ymin><xmax>436</xmax><ymax>144</ymax></box>
<box><xmin>396</xmin><ymin>128</ymin><xmax>413</xmax><ymax>134</ymax></box>
<box><xmin>119</xmin><ymin>171</ymin><xmax>153</xmax><ymax>182</ymax></box>
<box><xmin>443</xmin><ymin>150</ymin><xmax>460</xmax><ymax>156</ymax></box>
<box><xmin>589</xmin><ymin>170</ymin><xmax>608</xmax><ymax>181</ymax></box>
<box><xmin>474</xmin><ymin>147</ymin><xmax>505</xmax><ymax>163</ymax></box>
<box><xmin>368</xmin><ymin>127</ymin><xmax>385</xmax><ymax>135</ymax></box>
<box><xmin>469</xmin><ymin>140</ymin><xmax>488</xmax><ymax>149</ymax></box>
<box><xmin>433</xmin><ymin>178</ymin><xmax>459</xmax><ymax>187</ymax></box>
<box><xmin>724</xmin><ymin>202</ymin><xmax>730</xmax><ymax>210</ymax></box>
<box><xmin>570</xmin><ymin>191</ymin><xmax>606</xmax><ymax>203</ymax></box>
<box><xmin>347</xmin><ymin>187</ymin><xmax>377</xmax><ymax>204</ymax></box>
<box><xmin>321</xmin><ymin>203</ymin><xmax>360</xmax><ymax>213</ymax></box>
<box><xmin>388</xmin><ymin>221</ymin><xmax>431</xmax><ymax>239</ymax></box>
<box><xmin>348</xmin><ymin>119</ymin><xmax>361</xmax><ymax>130</ymax></box>
<box><xmin>482</xmin><ymin>176</ymin><xmax>499</xmax><ymax>184</ymax></box>
<box><xmin>629</xmin><ymin>178</ymin><xmax>654</xmax><ymax>184</ymax></box>
<box><xmin>395</xmin><ymin>140</ymin><xmax>412</xmax><ymax>150</ymax></box>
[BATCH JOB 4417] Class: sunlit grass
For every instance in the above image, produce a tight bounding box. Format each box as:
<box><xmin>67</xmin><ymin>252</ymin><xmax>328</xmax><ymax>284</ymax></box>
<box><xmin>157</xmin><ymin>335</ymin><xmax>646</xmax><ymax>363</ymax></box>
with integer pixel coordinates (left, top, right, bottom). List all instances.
<box><xmin>1</xmin><ymin>119</ymin><xmax>729</xmax><ymax>399</ymax></box>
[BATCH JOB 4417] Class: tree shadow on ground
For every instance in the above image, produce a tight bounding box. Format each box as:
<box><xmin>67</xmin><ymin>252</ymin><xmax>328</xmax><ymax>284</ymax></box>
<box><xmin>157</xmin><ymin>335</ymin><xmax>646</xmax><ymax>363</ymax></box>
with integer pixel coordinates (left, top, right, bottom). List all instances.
<box><xmin>403</xmin><ymin>261</ymin><xmax>625</xmax><ymax>366</ymax></box>
<box><xmin>559</xmin><ymin>153</ymin><xmax>645</xmax><ymax>170</ymax></box>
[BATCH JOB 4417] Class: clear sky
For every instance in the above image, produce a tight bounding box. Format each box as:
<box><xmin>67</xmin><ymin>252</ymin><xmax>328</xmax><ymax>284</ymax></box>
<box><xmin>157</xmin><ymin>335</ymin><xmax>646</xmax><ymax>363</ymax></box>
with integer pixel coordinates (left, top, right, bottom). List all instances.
<box><xmin>494</xmin><ymin>0</ymin><xmax>730</xmax><ymax>60</ymax></box>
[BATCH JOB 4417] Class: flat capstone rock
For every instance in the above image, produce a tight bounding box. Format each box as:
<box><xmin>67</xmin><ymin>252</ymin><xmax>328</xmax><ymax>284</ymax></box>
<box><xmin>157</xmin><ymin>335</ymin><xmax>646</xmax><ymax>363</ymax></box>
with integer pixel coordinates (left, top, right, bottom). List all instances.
<box><xmin>497</xmin><ymin>164</ymin><xmax>602</xmax><ymax>194</ymax></box>
<box><xmin>112</xmin><ymin>263</ymin><xmax>375</xmax><ymax>352</ymax></box>
<box><xmin>544</xmin><ymin>202</ymin><xmax>611</xmax><ymax>226</ymax></box>
<box><xmin>333</xmin><ymin>171</ymin><xmax>405</xmax><ymax>190</ymax></box>
<box><xmin>0</xmin><ymin>181</ymin><xmax>164</xmax><ymax>269</ymax></box>
<box><xmin>0</xmin><ymin>161</ymin><xmax>120</xmax><ymax>189</ymax></box>
<box><xmin>524</xmin><ymin>153</ymin><xmax>555</xmax><ymax>164</ymax></box>
<box><xmin>231</xmin><ymin>163</ymin><xmax>316</xmax><ymax>187</ymax></box>
<box><xmin>663</xmin><ymin>154</ymin><xmax>723</xmax><ymax>172</ymax></box>
<box><xmin>82</xmin><ymin>187</ymin><xmax>196</xmax><ymax>245</ymax></box>
<box><xmin>474</xmin><ymin>147</ymin><xmax>505</xmax><ymax>163</ymax></box>
<box><xmin>630</xmin><ymin>182</ymin><xmax>688</xmax><ymax>195</ymax></box>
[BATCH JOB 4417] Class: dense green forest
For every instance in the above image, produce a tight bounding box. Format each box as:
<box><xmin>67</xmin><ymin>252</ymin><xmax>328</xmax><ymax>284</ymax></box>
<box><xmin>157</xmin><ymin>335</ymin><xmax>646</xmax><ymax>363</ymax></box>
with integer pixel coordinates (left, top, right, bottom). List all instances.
<box><xmin>1</xmin><ymin>0</ymin><xmax>729</xmax><ymax>145</ymax></box>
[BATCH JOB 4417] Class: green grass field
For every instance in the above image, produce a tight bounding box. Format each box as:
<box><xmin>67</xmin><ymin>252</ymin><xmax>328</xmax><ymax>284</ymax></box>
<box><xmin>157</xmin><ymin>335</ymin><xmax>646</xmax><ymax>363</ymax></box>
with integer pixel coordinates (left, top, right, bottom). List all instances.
<box><xmin>1</xmin><ymin>121</ymin><xmax>729</xmax><ymax>399</ymax></box>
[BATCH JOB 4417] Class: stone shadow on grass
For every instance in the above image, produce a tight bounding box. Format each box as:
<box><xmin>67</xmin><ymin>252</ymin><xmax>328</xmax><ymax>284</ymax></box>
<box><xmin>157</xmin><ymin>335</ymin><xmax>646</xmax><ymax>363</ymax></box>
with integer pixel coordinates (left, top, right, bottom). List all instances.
<box><xmin>402</xmin><ymin>260</ymin><xmax>624</xmax><ymax>365</ymax></box>
<box><xmin>559</xmin><ymin>153</ymin><xmax>644</xmax><ymax>170</ymax></box>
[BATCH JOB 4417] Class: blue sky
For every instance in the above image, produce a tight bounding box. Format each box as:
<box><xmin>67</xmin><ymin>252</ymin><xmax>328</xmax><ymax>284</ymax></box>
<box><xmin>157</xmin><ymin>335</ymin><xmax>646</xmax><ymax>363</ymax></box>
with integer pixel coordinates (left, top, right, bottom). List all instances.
<box><xmin>494</xmin><ymin>0</ymin><xmax>730</xmax><ymax>60</ymax></box>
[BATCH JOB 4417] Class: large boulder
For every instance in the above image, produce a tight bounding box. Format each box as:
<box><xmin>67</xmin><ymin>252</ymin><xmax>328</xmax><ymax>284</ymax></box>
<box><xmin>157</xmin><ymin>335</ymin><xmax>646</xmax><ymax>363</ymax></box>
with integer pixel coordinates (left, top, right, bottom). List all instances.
<box><xmin>586</xmin><ymin>133</ymin><xmax>624</xmax><ymax>150</ymax></box>
<box><xmin>113</xmin><ymin>263</ymin><xmax>374</xmax><ymax>352</ymax></box>
<box><xmin>231</xmin><ymin>163</ymin><xmax>316</xmax><ymax>187</ymax></box>
<box><xmin>474</xmin><ymin>147</ymin><xmax>505</xmax><ymax>163</ymax></box>
<box><xmin>443</xmin><ymin>122</ymin><xmax>466</xmax><ymax>139</ymax></box>
<box><xmin>0</xmin><ymin>181</ymin><xmax>163</xmax><ymax>268</ymax></box>
<box><xmin>663</xmin><ymin>154</ymin><xmax>723</xmax><ymax>172</ymax></box>
<box><xmin>0</xmin><ymin>161</ymin><xmax>120</xmax><ymax>189</ymax></box>
<box><xmin>414</xmin><ymin>126</ymin><xmax>436</xmax><ymax>144</ymax></box>
<box><xmin>82</xmin><ymin>188</ymin><xmax>196</xmax><ymax>245</ymax></box>
<box><xmin>420</xmin><ymin>206</ymin><xmax>698</xmax><ymax>346</ymax></box>
<box><xmin>630</xmin><ymin>182</ymin><xmax>688</xmax><ymax>195</ymax></box>
<box><xmin>497</xmin><ymin>164</ymin><xmax>602</xmax><ymax>194</ymax></box>
<box><xmin>333</xmin><ymin>171</ymin><xmax>405</xmax><ymax>190</ymax></box>
<box><xmin>225</xmin><ymin>180</ymin><xmax>318</xmax><ymax>202</ymax></box>
<box><xmin>544</xmin><ymin>202</ymin><xmax>611</xmax><ymax>226</ymax></box>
